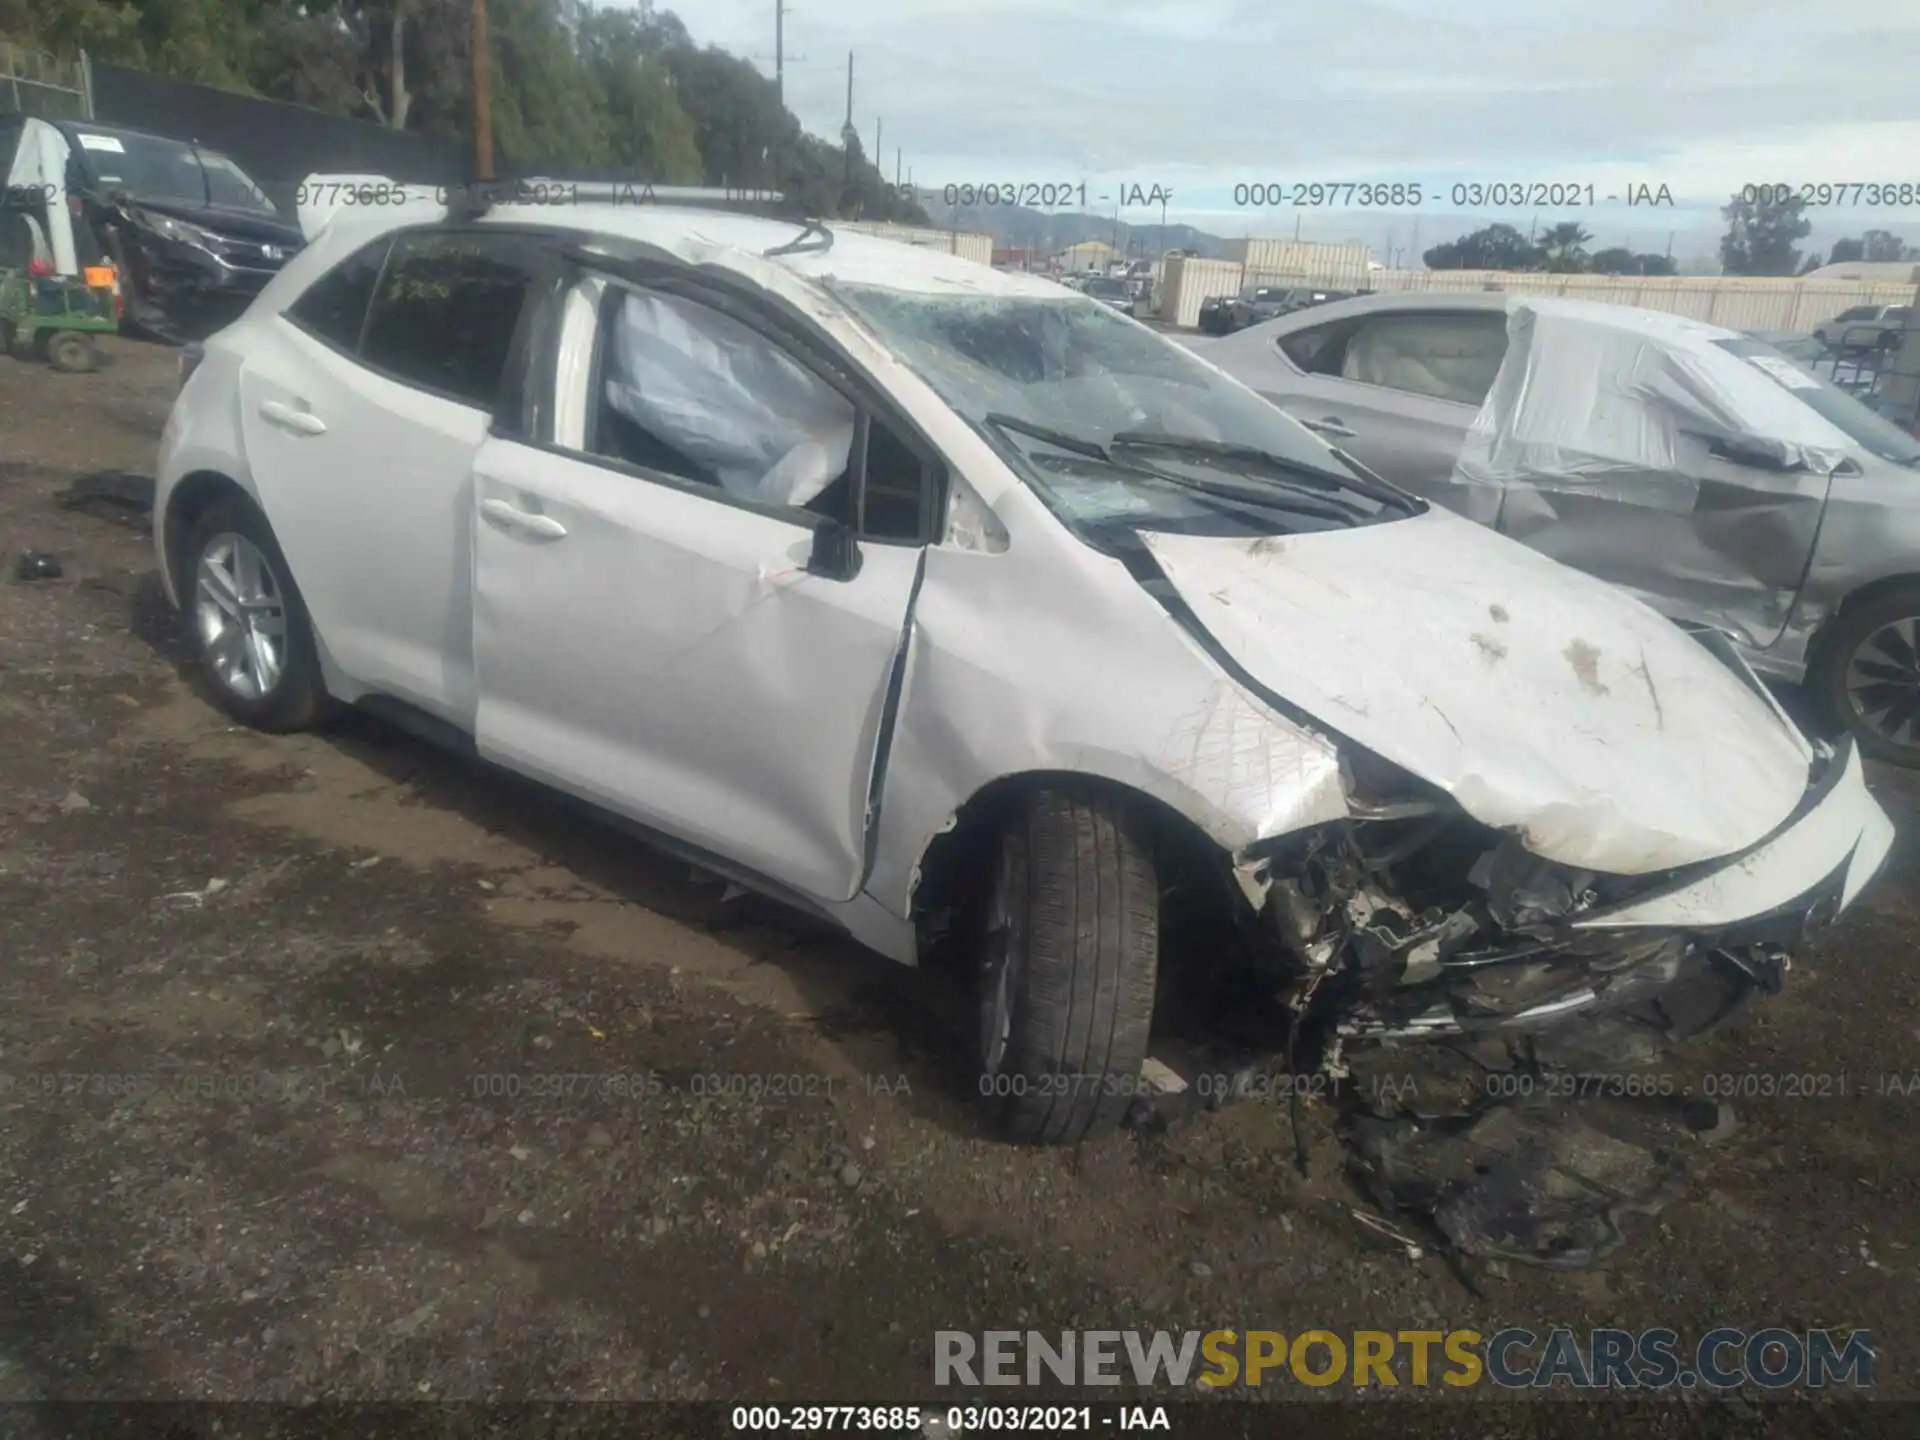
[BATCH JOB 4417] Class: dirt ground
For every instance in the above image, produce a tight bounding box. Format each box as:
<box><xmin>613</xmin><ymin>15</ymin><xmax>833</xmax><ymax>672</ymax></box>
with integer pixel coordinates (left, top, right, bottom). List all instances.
<box><xmin>2</xmin><ymin>337</ymin><xmax>1918</xmax><ymax>1428</ymax></box>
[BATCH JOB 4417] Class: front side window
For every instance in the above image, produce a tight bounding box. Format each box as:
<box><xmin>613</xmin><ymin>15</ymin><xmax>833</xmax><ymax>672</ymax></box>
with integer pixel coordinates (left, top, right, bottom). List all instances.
<box><xmin>360</xmin><ymin>230</ymin><xmax>546</xmax><ymax>407</ymax></box>
<box><xmin>578</xmin><ymin>283</ymin><xmax>939</xmax><ymax>539</ymax></box>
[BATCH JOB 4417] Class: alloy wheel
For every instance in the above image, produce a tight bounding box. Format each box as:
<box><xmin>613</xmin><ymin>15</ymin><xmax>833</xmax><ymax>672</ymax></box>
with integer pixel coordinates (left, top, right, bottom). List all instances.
<box><xmin>195</xmin><ymin>531</ymin><xmax>289</xmax><ymax>702</ymax></box>
<box><xmin>1844</xmin><ymin>614</ymin><xmax>1920</xmax><ymax>747</ymax></box>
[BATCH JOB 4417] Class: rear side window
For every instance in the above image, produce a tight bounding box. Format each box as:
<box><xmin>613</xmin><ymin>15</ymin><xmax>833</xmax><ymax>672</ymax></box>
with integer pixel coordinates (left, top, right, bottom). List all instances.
<box><xmin>360</xmin><ymin>230</ymin><xmax>546</xmax><ymax>408</ymax></box>
<box><xmin>1281</xmin><ymin>311</ymin><xmax>1509</xmax><ymax>407</ymax></box>
<box><xmin>286</xmin><ymin>237</ymin><xmax>391</xmax><ymax>350</ymax></box>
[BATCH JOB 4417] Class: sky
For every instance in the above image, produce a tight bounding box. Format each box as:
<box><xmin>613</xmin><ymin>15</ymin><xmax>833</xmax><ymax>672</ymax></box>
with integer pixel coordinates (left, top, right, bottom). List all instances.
<box><xmin>669</xmin><ymin>0</ymin><xmax>1920</xmax><ymax>266</ymax></box>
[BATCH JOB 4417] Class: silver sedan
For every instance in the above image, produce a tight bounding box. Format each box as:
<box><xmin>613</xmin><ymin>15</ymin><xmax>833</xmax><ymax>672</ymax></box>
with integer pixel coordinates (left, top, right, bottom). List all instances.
<box><xmin>1206</xmin><ymin>291</ymin><xmax>1920</xmax><ymax>765</ymax></box>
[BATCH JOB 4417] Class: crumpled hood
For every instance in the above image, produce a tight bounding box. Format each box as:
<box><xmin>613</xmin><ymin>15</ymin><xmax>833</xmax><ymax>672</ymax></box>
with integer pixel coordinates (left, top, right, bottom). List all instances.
<box><xmin>1142</xmin><ymin>507</ymin><xmax>1813</xmax><ymax>875</ymax></box>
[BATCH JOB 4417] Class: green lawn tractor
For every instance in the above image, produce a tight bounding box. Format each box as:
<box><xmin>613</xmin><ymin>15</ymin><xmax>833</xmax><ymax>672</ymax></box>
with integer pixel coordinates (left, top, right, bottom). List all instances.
<box><xmin>0</xmin><ymin>264</ymin><xmax>119</xmax><ymax>374</ymax></box>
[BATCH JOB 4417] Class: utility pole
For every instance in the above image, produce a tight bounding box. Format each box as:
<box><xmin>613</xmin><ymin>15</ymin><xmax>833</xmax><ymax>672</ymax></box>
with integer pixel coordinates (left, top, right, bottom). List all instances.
<box><xmin>775</xmin><ymin>0</ymin><xmax>785</xmax><ymax>108</ymax></box>
<box><xmin>895</xmin><ymin>147</ymin><xmax>902</xmax><ymax>189</ymax></box>
<box><xmin>471</xmin><ymin>0</ymin><xmax>493</xmax><ymax>180</ymax></box>
<box><xmin>839</xmin><ymin>52</ymin><xmax>856</xmax><ymax>192</ymax></box>
<box><xmin>874</xmin><ymin>117</ymin><xmax>882</xmax><ymax>172</ymax></box>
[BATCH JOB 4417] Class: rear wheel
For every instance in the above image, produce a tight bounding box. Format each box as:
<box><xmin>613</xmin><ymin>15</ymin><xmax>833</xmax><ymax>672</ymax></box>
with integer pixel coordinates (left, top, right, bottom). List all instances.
<box><xmin>181</xmin><ymin>497</ymin><xmax>333</xmax><ymax>733</ymax></box>
<box><xmin>46</xmin><ymin>331</ymin><xmax>99</xmax><ymax>373</ymax></box>
<box><xmin>977</xmin><ymin>787</ymin><xmax>1160</xmax><ymax>1144</ymax></box>
<box><xmin>1811</xmin><ymin>584</ymin><xmax>1920</xmax><ymax>766</ymax></box>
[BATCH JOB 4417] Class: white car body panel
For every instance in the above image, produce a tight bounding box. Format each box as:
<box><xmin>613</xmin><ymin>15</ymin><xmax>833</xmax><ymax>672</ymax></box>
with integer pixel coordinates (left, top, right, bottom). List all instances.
<box><xmin>237</xmin><ymin>323</ymin><xmax>487</xmax><ymax>723</ymax></box>
<box><xmin>1142</xmin><ymin>508</ymin><xmax>1814</xmax><ymax>875</ymax></box>
<box><xmin>863</xmin><ymin>479</ymin><xmax>1350</xmax><ymax>918</ymax></box>
<box><xmin>154</xmin><ymin>191</ymin><xmax>1895</xmax><ymax>987</ymax></box>
<box><xmin>1573</xmin><ymin>743</ymin><xmax>1895</xmax><ymax>929</ymax></box>
<box><xmin>470</xmin><ymin>432</ymin><xmax>922</xmax><ymax>905</ymax></box>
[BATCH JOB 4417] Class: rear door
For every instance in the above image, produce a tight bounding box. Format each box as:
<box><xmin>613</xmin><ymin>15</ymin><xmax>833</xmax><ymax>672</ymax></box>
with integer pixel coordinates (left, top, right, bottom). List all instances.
<box><xmin>236</xmin><ymin>226</ymin><xmax>547</xmax><ymax>724</ymax></box>
<box><xmin>1254</xmin><ymin>308</ymin><xmax>1510</xmax><ymax>522</ymax></box>
<box><xmin>469</xmin><ymin>270</ymin><xmax>934</xmax><ymax>905</ymax></box>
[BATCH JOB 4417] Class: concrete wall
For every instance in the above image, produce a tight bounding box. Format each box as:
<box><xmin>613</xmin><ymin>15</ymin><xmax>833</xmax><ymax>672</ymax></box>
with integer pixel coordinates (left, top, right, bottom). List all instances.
<box><xmin>839</xmin><ymin>221</ymin><xmax>994</xmax><ymax>265</ymax></box>
<box><xmin>1165</xmin><ymin>255</ymin><xmax>1920</xmax><ymax>334</ymax></box>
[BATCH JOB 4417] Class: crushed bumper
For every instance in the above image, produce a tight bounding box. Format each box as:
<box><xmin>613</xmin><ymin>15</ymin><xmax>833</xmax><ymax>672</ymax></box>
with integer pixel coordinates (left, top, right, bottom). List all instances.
<box><xmin>1251</xmin><ymin>738</ymin><xmax>1894</xmax><ymax>1047</ymax></box>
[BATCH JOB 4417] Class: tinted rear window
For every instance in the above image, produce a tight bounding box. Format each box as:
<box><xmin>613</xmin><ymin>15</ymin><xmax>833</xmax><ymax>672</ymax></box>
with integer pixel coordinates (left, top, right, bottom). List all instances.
<box><xmin>360</xmin><ymin>230</ymin><xmax>546</xmax><ymax>408</ymax></box>
<box><xmin>287</xmin><ymin>237</ymin><xmax>391</xmax><ymax>351</ymax></box>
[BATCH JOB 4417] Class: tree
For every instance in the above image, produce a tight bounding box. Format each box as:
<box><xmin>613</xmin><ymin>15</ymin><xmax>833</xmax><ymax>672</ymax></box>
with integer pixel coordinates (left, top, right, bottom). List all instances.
<box><xmin>1719</xmin><ymin>189</ymin><xmax>1812</xmax><ymax>276</ymax></box>
<box><xmin>1423</xmin><ymin>223</ymin><xmax>1544</xmax><ymax>270</ymax></box>
<box><xmin>1827</xmin><ymin>230</ymin><xmax>1918</xmax><ymax>265</ymax></box>
<box><xmin>1537</xmin><ymin>221</ymin><xmax>1592</xmax><ymax>273</ymax></box>
<box><xmin>0</xmin><ymin>0</ymin><xmax>929</xmax><ymax>221</ymax></box>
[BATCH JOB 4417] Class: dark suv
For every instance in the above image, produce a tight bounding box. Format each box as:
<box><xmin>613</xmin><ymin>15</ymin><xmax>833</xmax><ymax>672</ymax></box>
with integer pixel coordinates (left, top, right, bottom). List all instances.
<box><xmin>46</xmin><ymin>119</ymin><xmax>305</xmax><ymax>337</ymax></box>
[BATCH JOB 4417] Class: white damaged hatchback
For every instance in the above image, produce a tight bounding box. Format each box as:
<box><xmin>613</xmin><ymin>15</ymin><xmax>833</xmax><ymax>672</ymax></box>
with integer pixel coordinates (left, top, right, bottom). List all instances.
<box><xmin>156</xmin><ymin>194</ymin><xmax>1895</xmax><ymax>1144</ymax></box>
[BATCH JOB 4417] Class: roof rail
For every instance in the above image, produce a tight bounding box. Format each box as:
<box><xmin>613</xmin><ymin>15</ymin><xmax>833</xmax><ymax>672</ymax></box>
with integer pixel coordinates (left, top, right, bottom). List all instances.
<box><xmin>762</xmin><ymin>219</ymin><xmax>834</xmax><ymax>258</ymax></box>
<box><xmin>445</xmin><ymin>177</ymin><xmax>788</xmax><ymax>223</ymax></box>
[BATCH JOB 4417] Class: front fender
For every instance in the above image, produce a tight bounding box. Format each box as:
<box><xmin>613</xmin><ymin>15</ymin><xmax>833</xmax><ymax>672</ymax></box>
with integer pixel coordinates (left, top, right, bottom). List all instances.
<box><xmin>863</xmin><ymin>512</ymin><xmax>1350</xmax><ymax>920</ymax></box>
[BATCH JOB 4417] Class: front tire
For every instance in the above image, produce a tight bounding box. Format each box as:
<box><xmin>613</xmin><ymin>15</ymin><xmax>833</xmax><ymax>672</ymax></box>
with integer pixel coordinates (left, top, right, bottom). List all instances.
<box><xmin>977</xmin><ymin>788</ymin><xmax>1160</xmax><ymax>1144</ymax></box>
<box><xmin>181</xmin><ymin>497</ymin><xmax>332</xmax><ymax>733</ymax></box>
<box><xmin>1810</xmin><ymin>584</ymin><xmax>1920</xmax><ymax>766</ymax></box>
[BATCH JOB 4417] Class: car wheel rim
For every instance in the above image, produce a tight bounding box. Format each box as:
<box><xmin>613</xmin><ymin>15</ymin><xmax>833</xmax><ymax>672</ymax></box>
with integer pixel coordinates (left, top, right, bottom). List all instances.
<box><xmin>195</xmin><ymin>532</ymin><xmax>288</xmax><ymax>702</ymax></box>
<box><xmin>1844</xmin><ymin>615</ymin><xmax>1920</xmax><ymax>746</ymax></box>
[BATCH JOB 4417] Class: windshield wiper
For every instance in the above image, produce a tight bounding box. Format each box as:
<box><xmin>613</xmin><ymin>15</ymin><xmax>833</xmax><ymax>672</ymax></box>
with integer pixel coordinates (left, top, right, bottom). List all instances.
<box><xmin>1110</xmin><ymin>430</ymin><xmax>1414</xmax><ymax>510</ymax></box>
<box><xmin>987</xmin><ymin>413</ymin><xmax>1373</xmax><ymax>522</ymax></box>
<box><xmin>983</xmin><ymin>412</ymin><xmax>1113</xmax><ymax>461</ymax></box>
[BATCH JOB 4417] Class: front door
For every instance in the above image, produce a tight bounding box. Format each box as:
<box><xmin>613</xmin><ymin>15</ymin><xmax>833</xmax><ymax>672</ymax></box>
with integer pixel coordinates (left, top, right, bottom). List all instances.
<box><xmin>470</xmin><ymin>274</ymin><xmax>925</xmax><ymax>905</ymax></box>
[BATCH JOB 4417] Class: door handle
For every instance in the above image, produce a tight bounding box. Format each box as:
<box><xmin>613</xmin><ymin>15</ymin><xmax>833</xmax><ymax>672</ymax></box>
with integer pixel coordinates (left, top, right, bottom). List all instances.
<box><xmin>258</xmin><ymin>398</ymin><xmax>327</xmax><ymax>436</ymax></box>
<box><xmin>480</xmin><ymin>497</ymin><xmax>568</xmax><ymax>540</ymax></box>
<box><xmin>1299</xmin><ymin>415</ymin><xmax>1357</xmax><ymax>438</ymax></box>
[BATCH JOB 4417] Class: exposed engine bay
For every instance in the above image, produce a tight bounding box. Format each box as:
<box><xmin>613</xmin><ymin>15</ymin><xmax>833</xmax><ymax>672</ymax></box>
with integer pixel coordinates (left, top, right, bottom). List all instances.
<box><xmin>1133</xmin><ymin>747</ymin><xmax>1840</xmax><ymax>1271</ymax></box>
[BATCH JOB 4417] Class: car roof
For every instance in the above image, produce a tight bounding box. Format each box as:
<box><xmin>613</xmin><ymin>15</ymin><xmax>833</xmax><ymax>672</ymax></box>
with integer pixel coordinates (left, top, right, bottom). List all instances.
<box><xmin>311</xmin><ymin>199</ymin><xmax>1075</xmax><ymax>300</ymax></box>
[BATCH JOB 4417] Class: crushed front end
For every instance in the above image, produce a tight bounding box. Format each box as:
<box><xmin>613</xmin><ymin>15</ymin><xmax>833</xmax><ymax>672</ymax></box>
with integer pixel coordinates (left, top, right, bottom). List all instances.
<box><xmin>1238</xmin><ymin>735</ymin><xmax>1892</xmax><ymax>1068</ymax></box>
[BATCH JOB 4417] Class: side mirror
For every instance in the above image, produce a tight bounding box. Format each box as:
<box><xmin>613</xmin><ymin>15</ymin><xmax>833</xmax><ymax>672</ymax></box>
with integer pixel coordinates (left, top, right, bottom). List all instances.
<box><xmin>805</xmin><ymin>517</ymin><xmax>863</xmax><ymax>581</ymax></box>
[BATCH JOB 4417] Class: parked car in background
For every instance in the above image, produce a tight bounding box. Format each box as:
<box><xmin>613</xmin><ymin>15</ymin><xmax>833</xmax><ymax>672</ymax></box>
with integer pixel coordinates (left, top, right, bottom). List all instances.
<box><xmin>0</xmin><ymin>114</ymin><xmax>303</xmax><ymax>339</ymax></box>
<box><xmin>1207</xmin><ymin>291</ymin><xmax>1920</xmax><ymax>764</ymax></box>
<box><xmin>155</xmin><ymin>194</ymin><xmax>1890</xmax><ymax>1145</ymax></box>
<box><xmin>1079</xmin><ymin>274</ymin><xmax>1133</xmax><ymax>311</ymax></box>
<box><xmin>1199</xmin><ymin>286</ymin><xmax>1353</xmax><ymax>336</ymax></box>
<box><xmin>1814</xmin><ymin>304</ymin><xmax>1910</xmax><ymax>354</ymax></box>
<box><xmin>1198</xmin><ymin>293</ymin><xmax>1237</xmax><ymax>334</ymax></box>
<box><xmin>1744</xmin><ymin>329</ymin><xmax>1835</xmax><ymax>373</ymax></box>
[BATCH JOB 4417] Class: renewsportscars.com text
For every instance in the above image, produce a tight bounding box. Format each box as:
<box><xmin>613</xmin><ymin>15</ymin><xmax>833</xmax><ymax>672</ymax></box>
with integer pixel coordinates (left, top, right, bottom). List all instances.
<box><xmin>934</xmin><ymin>1327</ymin><xmax>1874</xmax><ymax>1390</ymax></box>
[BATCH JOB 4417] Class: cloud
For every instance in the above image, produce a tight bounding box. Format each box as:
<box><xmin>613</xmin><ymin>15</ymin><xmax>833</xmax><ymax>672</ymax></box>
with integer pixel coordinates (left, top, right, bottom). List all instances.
<box><xmin>670</xmin><ymin>0</ymin><xmax>1920</xmax><ymax>244</ymax></box>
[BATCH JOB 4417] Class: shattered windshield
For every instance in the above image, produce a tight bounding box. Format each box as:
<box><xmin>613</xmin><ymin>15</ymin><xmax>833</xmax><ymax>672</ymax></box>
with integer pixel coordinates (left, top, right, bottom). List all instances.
<box><xmin>1715</xmin><ymin>336</ymin><xmax>1920</xmax><ymax>467</ymax></box>
<box><xmin>829</xmin><ymin>283</ymin><xmax>1408</xmax><ymax>531</ymax></box>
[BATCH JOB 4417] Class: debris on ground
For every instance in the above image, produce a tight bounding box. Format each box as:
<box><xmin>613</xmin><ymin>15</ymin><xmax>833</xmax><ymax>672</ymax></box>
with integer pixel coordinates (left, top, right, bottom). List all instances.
<box><xmin>14</xmin><ymin>550</ymin><xmax>62</xmax><ymax>580</ymax></box>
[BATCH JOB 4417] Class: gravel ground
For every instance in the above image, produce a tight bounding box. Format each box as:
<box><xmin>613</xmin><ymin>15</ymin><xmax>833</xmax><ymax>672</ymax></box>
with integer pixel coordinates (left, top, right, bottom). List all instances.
<box><xmin>1</xmin><ymin>337</ymin><xmax>1918</xmax><ymax>1431</ymax></box>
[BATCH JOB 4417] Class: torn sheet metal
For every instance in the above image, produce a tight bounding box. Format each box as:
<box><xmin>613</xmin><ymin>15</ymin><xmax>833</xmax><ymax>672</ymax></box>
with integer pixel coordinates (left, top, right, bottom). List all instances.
<box><xmin>1456</xmin><ymin>298</ymin><xmax>1854</xmax><ymax>510</ymax></box>
<box><xmin>1141</xmin><ymin>507</ymin><xmax>1813</xmax><ymax>875</ymax></box>
<box><xmin>862</xmin><ymin>482</ymin><xmax>1352</xmax><ymax>920</ymax></box>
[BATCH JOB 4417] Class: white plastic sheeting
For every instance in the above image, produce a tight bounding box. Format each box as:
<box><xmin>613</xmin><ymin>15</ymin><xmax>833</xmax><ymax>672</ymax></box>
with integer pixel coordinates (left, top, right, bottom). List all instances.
<box><xmin>1455</xmin><ymin>298</ymin><xmax>1855</xmax><ymax>510</ymax></box>
<box><xmin>603</xmin><ymin>290</ymin><xmax>856</xmax><ymax>506</ymax></box>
